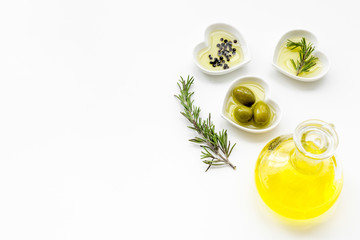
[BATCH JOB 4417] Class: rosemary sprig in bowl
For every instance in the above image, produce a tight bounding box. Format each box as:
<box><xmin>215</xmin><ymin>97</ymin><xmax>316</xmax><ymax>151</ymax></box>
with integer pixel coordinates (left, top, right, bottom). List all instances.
<box><xmin>287</xmin><ymin>37</ymin><xmax>318</xmax><ymax>76</ymax></box>
<box><xmin>175</xmin><ymin>76</ymin><xmax>236</xmax><ymax>171</ymax></box>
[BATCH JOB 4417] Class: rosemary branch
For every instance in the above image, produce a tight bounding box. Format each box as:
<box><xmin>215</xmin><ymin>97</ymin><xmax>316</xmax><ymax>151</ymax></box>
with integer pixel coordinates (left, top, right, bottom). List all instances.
<box><xmin>287</xmin><ymin>37</ymin><xmax>318</xmax><ymax>76</ymax></box>
<box><xmin>175</xmin><ymin>76</ymin><xmax>236</xmax><ymax>172</ymax></box>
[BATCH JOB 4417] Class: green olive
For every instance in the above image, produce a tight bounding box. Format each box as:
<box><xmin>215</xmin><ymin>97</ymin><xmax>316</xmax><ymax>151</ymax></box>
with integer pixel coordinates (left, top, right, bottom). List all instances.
<box><xmin>232</xmin><ymin>86</ymin><xmax>256</xmax><ymax>107</ymax></box>
<box><xmin>253</xmin><ymin>101</ymin><xmax>271</xmax><ymax>125</ymax></box>
<box><xmin>233</xmin><ymin>105</ymin><xmax>253</xmax><ymax>123</ymax></box>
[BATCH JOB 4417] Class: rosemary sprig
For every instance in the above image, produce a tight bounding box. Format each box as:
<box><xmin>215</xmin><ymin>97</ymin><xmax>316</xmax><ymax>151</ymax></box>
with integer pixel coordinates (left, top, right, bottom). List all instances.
<box><xmin>286</xmin><ymin>37</ymin><xmax>318</xmax><ymax>76</ymax></box>
<box><xmin>175</xmin><ymin>76</ymin><xmax>236</xmax><ymax>172</ymax></box>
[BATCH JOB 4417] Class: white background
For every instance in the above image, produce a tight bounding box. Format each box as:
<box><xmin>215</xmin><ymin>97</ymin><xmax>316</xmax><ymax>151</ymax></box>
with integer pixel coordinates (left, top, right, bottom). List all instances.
<box><xmin>0</xmin><ymin>0</ymin><xmax>359</xmax><ymax>239</ymax></box>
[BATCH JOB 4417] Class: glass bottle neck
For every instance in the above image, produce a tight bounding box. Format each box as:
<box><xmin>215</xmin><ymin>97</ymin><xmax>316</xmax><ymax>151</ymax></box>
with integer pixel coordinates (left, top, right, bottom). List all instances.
<box><xmin>291</xmin><ymin>147</ymin><xmax>324</xmax><ymax>174</ymax></box>
<box><xmin>290</xmin><ymin>119</ymin><xmax>338</xmax><ymax>174</ymax></box>
<box><xmin>293</xmin><ymin>119</ymin><xmax>338</xmax><ymax>160</ymax></box>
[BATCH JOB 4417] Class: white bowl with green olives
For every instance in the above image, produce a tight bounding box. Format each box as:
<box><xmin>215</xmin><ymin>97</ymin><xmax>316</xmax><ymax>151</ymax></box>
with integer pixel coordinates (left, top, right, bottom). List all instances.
<box><xmin>221</xmin><ymin>76</ymin><xmax>282</xmax><ymax>133</ymax></box>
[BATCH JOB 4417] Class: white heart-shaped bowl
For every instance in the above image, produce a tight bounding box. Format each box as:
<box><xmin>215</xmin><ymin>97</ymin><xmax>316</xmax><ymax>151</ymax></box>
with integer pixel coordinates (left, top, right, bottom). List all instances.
<box><xmin>221</xmin><ymin>76</ymin><xmax>282</xmax><ymax>133</ymax></box>
<box><xmin>193</xmin><ymin>23</ymin><xmax>251</xmax><ymax>75</ymax></box>
<box><xmin>272</xmin><ymin>29</ymin><xmax>330</xmax><ymax>82</ymax></box>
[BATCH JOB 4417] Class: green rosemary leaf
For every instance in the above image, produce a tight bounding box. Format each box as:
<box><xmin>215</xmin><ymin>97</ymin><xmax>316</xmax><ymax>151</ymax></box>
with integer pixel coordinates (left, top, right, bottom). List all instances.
<box><xmin>175</xmin><ymin>76</ymin><xmax>236</xmax><ymax>171</ymax></box>
<box><xmin>286</xmin><ymin>37</ymin><xmax>318</xmax><ymax>76</ymax></box>
<box><xmin>203</xmin><ymin>160</ymin><xmax>225</xmax><ymax>166</ymax></box>
<box><xmin>189</xmin><ymin>137</ymin><xmax>205</xmax><ymax>144</ymax></box>
<box><xmin>228</xmin><ymin>143</ymin><xmax>236</xmax><ymax>158</ymax></box>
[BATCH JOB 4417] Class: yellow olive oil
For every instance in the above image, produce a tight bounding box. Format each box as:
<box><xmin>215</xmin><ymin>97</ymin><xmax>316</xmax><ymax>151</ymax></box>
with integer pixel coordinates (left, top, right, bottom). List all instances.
<box><xmin>255</xmin><ymin>136</ymin><xmax>343</xmax><ymax>220</ymax></box>
<box><xmin>277</xmin><ymin>37</ymin><xmax>322</xmax><ymax>78</ymax></box>
<box><xmin>198</xmin><ymin>30</ymin><xmax>243</xmax><ymax>70</ymax></box>
<box><xmin>225</xmin><ymin>82</ymin><xmax>275</xmax><ymax>129</ymax></box>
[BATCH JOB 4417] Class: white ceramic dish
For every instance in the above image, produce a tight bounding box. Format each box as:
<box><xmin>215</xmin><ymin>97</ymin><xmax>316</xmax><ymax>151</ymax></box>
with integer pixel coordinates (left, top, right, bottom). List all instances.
<box><xmin>193</xmin><ymin>23</ymin><xmax>251</xmax><ymax>75</ymax></box>
<box><xmin>272</xmin><ymin>29</ymin><xmax>330</xmax><ymax>82</ymax></box>
<box><xmin>221</xmin><ymin>76</ymin><xmax>282</xmax><ymax>133</ymax></box>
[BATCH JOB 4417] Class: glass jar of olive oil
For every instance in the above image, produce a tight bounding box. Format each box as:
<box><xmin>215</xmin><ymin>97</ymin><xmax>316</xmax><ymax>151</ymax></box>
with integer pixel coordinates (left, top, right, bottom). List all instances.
<box><xmin>255</xmin><ymin>119</ymin><xmax>343</xmax><ymax>220</ymax></box>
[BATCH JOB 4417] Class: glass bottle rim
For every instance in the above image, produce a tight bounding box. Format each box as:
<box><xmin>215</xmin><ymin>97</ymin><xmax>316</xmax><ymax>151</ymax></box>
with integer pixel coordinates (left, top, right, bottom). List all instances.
<box><xmin>293</xmin><ymin>119</ymin><xmax>339</xmax><ymax>160</ymax></box>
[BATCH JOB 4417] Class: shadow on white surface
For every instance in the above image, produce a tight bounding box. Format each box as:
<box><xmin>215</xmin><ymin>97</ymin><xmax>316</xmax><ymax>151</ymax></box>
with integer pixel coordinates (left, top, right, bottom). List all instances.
<box><xmin>197</xmin><ymin>64</ymin><xmax>253</xmax><ymax>84</ymax></box>
<box><xmin>269</xmin><ymin>69</ymin><xmax>328</xmax><ymax>91</ymax></box>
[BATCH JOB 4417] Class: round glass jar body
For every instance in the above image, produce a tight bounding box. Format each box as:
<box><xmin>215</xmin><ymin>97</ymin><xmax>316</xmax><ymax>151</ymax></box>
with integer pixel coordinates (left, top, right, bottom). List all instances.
<box><xmin>255</xmin><ymin>120</ymin><xmax>343</xmax><ymax>220</ymax></box>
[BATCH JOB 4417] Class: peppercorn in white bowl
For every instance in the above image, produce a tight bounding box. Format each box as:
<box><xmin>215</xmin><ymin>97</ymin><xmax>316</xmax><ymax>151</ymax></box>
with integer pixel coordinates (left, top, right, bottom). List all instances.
<box><xmin>193</xmin><ymin>23</ymin><xmax>251</xmax><ymax>75</ymax></box>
